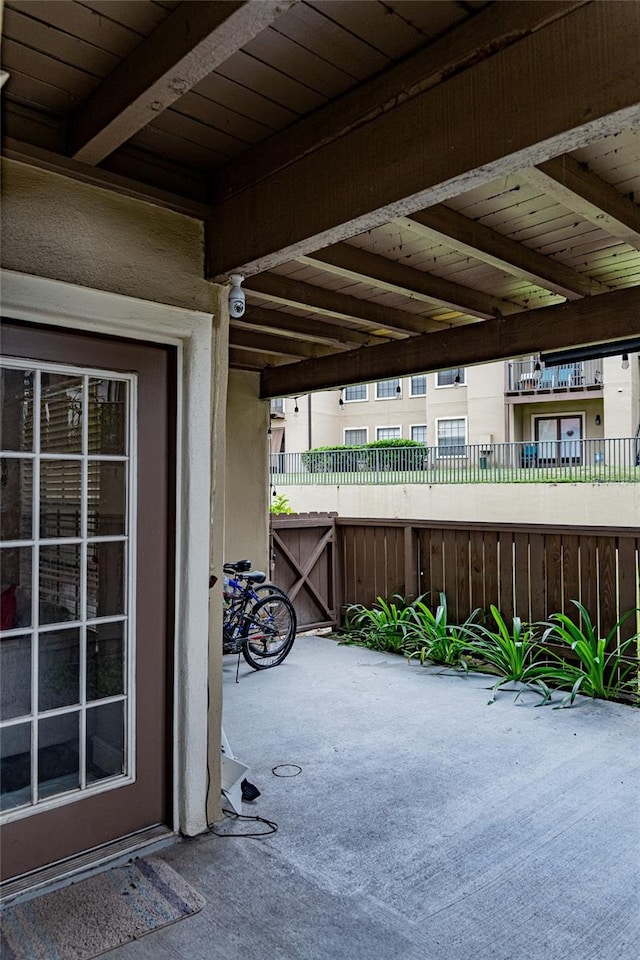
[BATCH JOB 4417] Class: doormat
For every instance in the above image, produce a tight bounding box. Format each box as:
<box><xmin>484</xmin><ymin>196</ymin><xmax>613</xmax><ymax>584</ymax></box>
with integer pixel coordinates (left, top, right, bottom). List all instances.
<box><xmin>0</xmin><ymin>857</ymin><xmax>205</xmax><ymax>960</ymax></box>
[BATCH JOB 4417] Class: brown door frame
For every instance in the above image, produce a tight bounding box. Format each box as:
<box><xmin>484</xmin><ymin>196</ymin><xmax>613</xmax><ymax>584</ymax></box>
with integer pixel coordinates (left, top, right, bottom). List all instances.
<box><xmin>0</xmin><ymin>321</ymin><xmax>176</xmax><ymax>882</ymax></box>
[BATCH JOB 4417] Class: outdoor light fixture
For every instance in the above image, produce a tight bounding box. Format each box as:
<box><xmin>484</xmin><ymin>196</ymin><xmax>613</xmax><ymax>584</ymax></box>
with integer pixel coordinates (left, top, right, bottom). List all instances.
<box><xmin>395</xmin><ymin>383</ymin><xmax>401</xmax><ymax>394</ymax></box>
<box><xmin>454</xmin><ymin>373</ymin><xmax>461</xmax><ymax>388</ymax></box>
<box><xmin>338</xmin><ymin>389</ymin><xmax>344</xmax><ymax>407</ymax></box>
<box><xmin>621</xmin><ymin>353</ymin><xmax>630</xmax><ymax>370</ymax></box>
<box><xmin>595</xmin><ymin>415</ymin><xmax>601</xmax><ymax>425</ymax></box>
<box><xmin>533</xmin><ymin>361</ymin><xmax>542</xmax><ymax>382</ymax></box>
<box><xmin>294</xmin><ymin>397</ymin><xmax>299</xmax><ymax>414</ymax></box>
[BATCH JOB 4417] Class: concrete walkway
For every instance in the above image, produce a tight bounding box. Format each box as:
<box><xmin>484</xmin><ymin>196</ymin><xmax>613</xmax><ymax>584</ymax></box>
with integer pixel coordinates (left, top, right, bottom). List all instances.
<box><xmin>111</xmin><ymin>635</ymin><xmax>640</xmax><ymax>960</ymax></box>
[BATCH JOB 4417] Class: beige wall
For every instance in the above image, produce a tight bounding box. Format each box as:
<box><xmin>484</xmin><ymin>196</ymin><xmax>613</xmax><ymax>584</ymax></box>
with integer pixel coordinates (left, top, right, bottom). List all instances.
<box><xmin>1</xmin><ymin>159</ymin><xmax>217</xmax><ymax>314</ymax></box>
<box><xmin>284</xmin><ymin>481</ymin><xmax>640</xmax><ymax>527</ymax></box>
<box><xmin>225</xmin><ymin>370</ymin><xmax>270</xmax><ymax>572</ymax></box>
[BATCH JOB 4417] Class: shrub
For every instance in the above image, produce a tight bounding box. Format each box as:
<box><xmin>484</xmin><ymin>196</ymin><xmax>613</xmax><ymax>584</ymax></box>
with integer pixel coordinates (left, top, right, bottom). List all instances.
<box><xmin>406</xmin><ymin>593</ymin><xmax>480</xmax><ymax>668</ymax></box>
<box><xmin>302</xmin><ymin>439</ymin><xmax>428</xmax><ymax>473</ymax></box>
<box><xmin>344</xmin><ymin>594</ymin><xmax>422</xmax><ymax>653</ymax></box>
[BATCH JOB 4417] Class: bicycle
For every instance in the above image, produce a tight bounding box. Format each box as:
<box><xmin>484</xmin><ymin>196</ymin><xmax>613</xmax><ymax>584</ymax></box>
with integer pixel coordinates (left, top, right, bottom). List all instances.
<box><xmin>215</xmin><ymin>560</ymin><xmax>297</xmax><ymax>670</ymax></box>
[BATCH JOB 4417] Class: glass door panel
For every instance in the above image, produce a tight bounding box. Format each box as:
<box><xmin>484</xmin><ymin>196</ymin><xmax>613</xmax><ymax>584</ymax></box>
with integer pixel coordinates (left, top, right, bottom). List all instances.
<box><xmin>0</xmin><ymin>360</ymin><xmax>133</xmax><ymax>818</ymax></box>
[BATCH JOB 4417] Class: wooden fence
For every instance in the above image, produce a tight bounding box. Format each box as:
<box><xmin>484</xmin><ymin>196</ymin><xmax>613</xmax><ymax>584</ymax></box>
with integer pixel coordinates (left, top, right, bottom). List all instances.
<box><xmin>271</xmin><ymin>515</ymin><xmax>640</xmax><ymax>639</ymax></box>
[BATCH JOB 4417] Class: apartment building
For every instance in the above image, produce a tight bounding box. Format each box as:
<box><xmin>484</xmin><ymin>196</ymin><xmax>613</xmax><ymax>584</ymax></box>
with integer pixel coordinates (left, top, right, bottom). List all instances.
<box><xmin>273</xmin><ymin>353</ymin><xmax>639</xmax><ymax>461</ymax></box>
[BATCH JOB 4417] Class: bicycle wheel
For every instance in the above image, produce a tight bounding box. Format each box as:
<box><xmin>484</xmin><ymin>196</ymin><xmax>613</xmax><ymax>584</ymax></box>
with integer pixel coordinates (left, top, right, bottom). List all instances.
<box><xmin>242</xmin><ymin>593</ymin><xmax>297</xmax><ymax>669</ymax></box>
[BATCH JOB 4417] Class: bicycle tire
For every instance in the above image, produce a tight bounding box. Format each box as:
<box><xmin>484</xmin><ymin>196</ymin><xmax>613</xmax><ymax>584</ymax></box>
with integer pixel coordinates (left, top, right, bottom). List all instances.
<box><xmin>242</xmin><ymin>593</ymin><xmax>297</xmax><ymax>669</ymax></box>
<box><xmin>252</xmin><ymin>583</ymin><xmax>291</xmax><ymax>605</ymax></box>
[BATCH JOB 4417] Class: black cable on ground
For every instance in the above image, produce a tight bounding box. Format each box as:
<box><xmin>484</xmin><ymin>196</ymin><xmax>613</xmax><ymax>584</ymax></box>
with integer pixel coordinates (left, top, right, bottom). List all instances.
<box><xmin>208</xmin><ymin>808</ymin><xmax>278</xmax><ymax>838</ymax></box>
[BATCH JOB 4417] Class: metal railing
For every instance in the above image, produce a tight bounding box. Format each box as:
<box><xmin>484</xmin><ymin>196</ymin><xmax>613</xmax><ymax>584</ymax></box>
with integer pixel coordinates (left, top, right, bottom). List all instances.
<box><xmin>507</xmin><ymin>358</ymin><xmax>603</xmax><ymax>392</ymax></box>
<box><xmin>270</xmin><ymin>438</ymin><xmax>640</xmax><ymax>485</ymax></box>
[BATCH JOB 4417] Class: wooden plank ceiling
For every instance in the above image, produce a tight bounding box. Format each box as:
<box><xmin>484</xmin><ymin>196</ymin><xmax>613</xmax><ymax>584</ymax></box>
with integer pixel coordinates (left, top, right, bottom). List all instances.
<box><xmin>2</xmin><ymin>0</ymin><xmax>639</xmax><ymax>397</ymax></box>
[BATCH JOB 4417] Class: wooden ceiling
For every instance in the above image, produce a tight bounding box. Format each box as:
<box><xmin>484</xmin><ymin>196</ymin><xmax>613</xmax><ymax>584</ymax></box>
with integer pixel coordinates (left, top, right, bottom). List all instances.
<box><xmin>2</xmin><ymin>0</ymin><xmax>640</xmax><ymax>397</ymax></box>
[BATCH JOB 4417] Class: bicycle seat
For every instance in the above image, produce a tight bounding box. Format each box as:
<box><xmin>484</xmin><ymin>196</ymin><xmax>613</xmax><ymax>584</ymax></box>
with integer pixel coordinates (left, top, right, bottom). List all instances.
<box><xmin>223</xmin><ymin>559</ymin><xmax>252</xmax><ymax>574</ymax></box>
<box><xmin>246</xmin><ymin>571</ymin><xmax>267</xmax><ymax>583</ymax></box>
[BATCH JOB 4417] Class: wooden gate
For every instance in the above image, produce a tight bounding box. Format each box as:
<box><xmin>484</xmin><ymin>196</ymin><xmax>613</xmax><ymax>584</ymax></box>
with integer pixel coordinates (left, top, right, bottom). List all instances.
<box><xmin>270</xmin><ymin>514</ymin><xmax>338</xmax><ymax>631</ymax></box>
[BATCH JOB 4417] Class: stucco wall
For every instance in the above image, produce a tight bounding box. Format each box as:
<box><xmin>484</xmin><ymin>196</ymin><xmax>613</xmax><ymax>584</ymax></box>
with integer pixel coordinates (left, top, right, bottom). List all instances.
<box><xmin>225</xmin><ymin>370</ymin><xmax>270</xmax><ymax>572</ymax></box>
<box><xmin>284</xmin><ymin>481</ymin><xmax>640</xmax><ymax>527</ymax></box>
<box><xmin>1</xmin><ymin>158</ymin><xmax>217</xmax><ymax>314</ymax></box>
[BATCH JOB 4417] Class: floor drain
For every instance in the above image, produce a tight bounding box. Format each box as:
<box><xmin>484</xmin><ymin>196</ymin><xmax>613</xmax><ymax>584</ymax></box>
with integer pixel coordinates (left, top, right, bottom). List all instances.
<box><xmin>272</xmin><ymin>764</ymin><xmax>302</xmax><ymax>778</ymax></box>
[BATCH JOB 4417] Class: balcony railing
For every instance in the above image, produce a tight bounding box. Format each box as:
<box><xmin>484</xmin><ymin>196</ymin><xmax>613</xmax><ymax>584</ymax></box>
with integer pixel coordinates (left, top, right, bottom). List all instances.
<box><xmin>270</xmin><ymin>438</ymin><xmax>640</xmax><ymax>485</ymax></box>
<box><xmin>506</xmin><ymin>358</ymin><xmax>603</xmax><ymax>392</ymax></box>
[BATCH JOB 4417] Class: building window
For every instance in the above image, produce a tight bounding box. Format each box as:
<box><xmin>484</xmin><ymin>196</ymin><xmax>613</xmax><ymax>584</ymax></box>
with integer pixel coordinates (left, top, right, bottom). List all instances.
<box><xmin>270</xmin><ymin>398</ymin><xmax>285</xmax><ymax>416</ymax></box>
<box><xmin>411</xmin><ymin>425</ymin><xmax>427</xmax><ymax>444</ymax></box>
<box><xmin>436</xmin><ymin>418</ymin><xmax>467</xmax><ymax>456</ymax></box>
<box><xmin>344</xmin><ymin>384</ymin><xmax>368</xmax><ymax>402</ymax></box>
<box><xmin>344</xmin><ymin>428</ymin><xmax>368</xmax><ymax>446</ymax></box>
<box><xmin>376</xmin><ymin>426</ymin><xmax>401</xmax><ymax>441</ymax></box>
<box><xmin>410</xmin><ymin>375</ymin><xmax>427</xmax><ymax>396</ymax></box>
<box><xmin>436</xmin><ymin>368</ymin><xmax>465</xmax><ymax>387</ymax></box>
<box><xmin>376</xmin><ymin>379</ymin><xmax>401</xmax><ymax>399</ymax></box>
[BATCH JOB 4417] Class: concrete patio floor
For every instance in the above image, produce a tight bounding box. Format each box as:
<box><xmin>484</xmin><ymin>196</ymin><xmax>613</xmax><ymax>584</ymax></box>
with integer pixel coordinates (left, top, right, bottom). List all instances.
<box><xmin>111</xmin><ymin>635</ymin><xmax>639</xmax><ymax>960</ymax></box>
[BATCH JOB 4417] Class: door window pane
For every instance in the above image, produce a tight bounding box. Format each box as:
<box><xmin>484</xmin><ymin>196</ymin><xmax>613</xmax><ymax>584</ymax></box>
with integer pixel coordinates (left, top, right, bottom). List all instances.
<box><xmin>88</xmin><ymin>542</ymin><xmax>125</xmax><ymax>619</ymax></box>
<box><xmin>0</xmin><ymin>459</ymin><xmax>33</xmax><ymax>541</ymax></box>
<box><xmin>87</xmin><ymin>622</ymin><xmax>125</xmax><ymax>701</ymax></box>
<box><xmin>88</xmin><ymin>379</ymin><xmax>127</xmax><ymax>455</ymax></box>
<box><xmin>40</xmin><ymin>374</ymin><xmax>84</xmax><ymax>454</ymax></box>
<box><xmin>1</xmin><ymin>547</ymin><xmax>33</xmax><ymax>630</ymax></box>
<box><xmin>38</xmin><ymin>713</ymin><xmax>80</xmax><ymax>799</ymax></box>
<box><xmin>40</xmin><ymin>460</ymin><xmax>82</xmax><ymax>539</ymax></box>
<box><xmin>0</xmin><ymin>368</ymin><xmax>35</xmax><ymax>452</ymax></box>
<box><xmin>88</xmin><ymin>461</ymin><xmax>126</xmax><ymax>536</ymax></box>
<box><xmin>1</xmin><ymin>635</ymin><xmax>31</xmax><ymax>720</ymax></box>
<box><xmin>39</xmin><ymin>544</ymin><xmax>81</xmax><ymax>624</ymax></box>
<box><xmin>1</xmin><ymin>722</ymin><xmax>32</xmax><ymax>811</ymax></box>
<box><xmin>87</xmin><ymin>702</ymin><xmax>125</xmax><ymax>784</ymax></box>
<box><xmin>39</xmin><ymin>628</ymin><xmax>80</xmax><ymax>712</ymax></box>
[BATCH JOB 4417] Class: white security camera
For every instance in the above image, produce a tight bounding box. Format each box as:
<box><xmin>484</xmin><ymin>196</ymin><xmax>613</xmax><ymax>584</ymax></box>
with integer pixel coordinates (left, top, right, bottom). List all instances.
<box><xmin>228</xmin><ymin>274</ymin><xmax>246</xmax><ymax>318</ymax></box>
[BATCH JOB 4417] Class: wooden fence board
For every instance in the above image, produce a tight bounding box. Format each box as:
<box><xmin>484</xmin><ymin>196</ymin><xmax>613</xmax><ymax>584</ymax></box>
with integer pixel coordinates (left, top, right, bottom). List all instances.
<box><xmin>617</xmin><ymin>535</ymin><xmax>639</xmax><ymax>643</ymax></box>
<box><xmin>498</xmin><ymin>531</ymin><xmax>514</xmax><ymax>621</ymax></box>
<box><xmin>598</xmin><ymin>536</ymin><xmax>618</xmax><ymax>637</ymax></box>
<box><xmin>272</xmin><ymin>518</ymin><xmax>639</xmax><ymax>651</ymax></box>
<box><xmin>514</xmin><ymin>532</ymin><xmax>530</xmax><ymax>620</ymax></box>
<box><xmin>529</xmin><ymin>533</ymin><xmax>546</xmax><ymax>623</ymax></box>
<box><xmin>562</xmin><ymin>534</ymin><xmax>580</xmax><ymax>617</ymax></box>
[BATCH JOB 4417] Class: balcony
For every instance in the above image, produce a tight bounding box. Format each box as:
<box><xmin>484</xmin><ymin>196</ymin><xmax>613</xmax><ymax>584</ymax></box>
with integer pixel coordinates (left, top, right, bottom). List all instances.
<box><xmin>506</xmin><ymin>358</ymin><xmax>603</xmax><ymax>394</ymax></box>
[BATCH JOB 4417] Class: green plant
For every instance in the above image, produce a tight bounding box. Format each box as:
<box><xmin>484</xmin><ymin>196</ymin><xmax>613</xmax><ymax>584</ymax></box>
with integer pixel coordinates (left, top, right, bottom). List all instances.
<box><xmin>344</xmin><ymin>595</ymin><xmax>421</xmax><ymax>653</ymax></box>
<box><xmin>270</xmin><ymin>493</ymin><xmax>294</xmax><ymax>515</ymax></box>
<box><xmin>461</xmin><ymin>605</ymin><xmax>549</xmax><ymax>703</ymax></box>
<box><xmin>537</xmin><ymin>601</ymin><xmax>640</xmax><ymax>706</ymax></box>
<box><xmin>406</xmin><ymin>593</ymin><xmax>478</xmax><ymax>668</ymax></box>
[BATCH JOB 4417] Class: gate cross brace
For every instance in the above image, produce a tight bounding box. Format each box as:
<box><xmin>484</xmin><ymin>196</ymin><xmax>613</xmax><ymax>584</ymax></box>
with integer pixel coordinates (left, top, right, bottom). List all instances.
<box><xmin>273</xmin><ymin>526</ymin><xmax>335</xmax><ymax>619</ymax></box>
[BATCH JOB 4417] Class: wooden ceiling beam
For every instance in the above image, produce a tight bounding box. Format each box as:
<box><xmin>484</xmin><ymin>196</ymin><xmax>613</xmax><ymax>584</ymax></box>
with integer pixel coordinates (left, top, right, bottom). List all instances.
<box><xmin>259</xmin><ymin>286</ymin><xmax>640</xmax><ymax>398</ymax></box>
<box><xmin>229</xmin><ymin>327</ymin><xmax>337</xmax><ymax>360</ymax></box>
<box><xmin>237</xmin><ymin>306</ymin><xmax>382</xmax><ymax>348</ymax></box>
<box><xmin>523</xmin><ymin>155</ymin><xmax>640</xmax><ymax>250</ymax></box>
<box><xmin>303</xmin><ymin>244</ymin><xmax>520</xmax><ymax>320</ymax></box>
<box><xmin>70</xmin><ymin>0</ymin><xmax>296</xmax><ymax>164</ymax></box>
<box><xmin>244</xmin><ymin>273</ymin><xmax>448</xmax><ymax>337</ymax></box>
<box><xmin>404</xmin><ymin>205</ymin><xmax>610</xmax><ymax>299</ymax></box>
<box><xmin>212</xmin><ymin>0</ymin><xmax>584</xmax><ymax>204</ymax></box>
<box><xmin>207</xmin><ymin>2</ymin><xmax>640</xmax><ymax>278</ymax></box>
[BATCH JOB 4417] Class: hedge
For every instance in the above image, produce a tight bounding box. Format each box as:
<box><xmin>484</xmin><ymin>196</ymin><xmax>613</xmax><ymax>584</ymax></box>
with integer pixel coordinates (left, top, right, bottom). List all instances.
<box><xmin>302</xmin><ymin>439</ymin><xmax>429</xmax><ymax>473</ymax></box>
